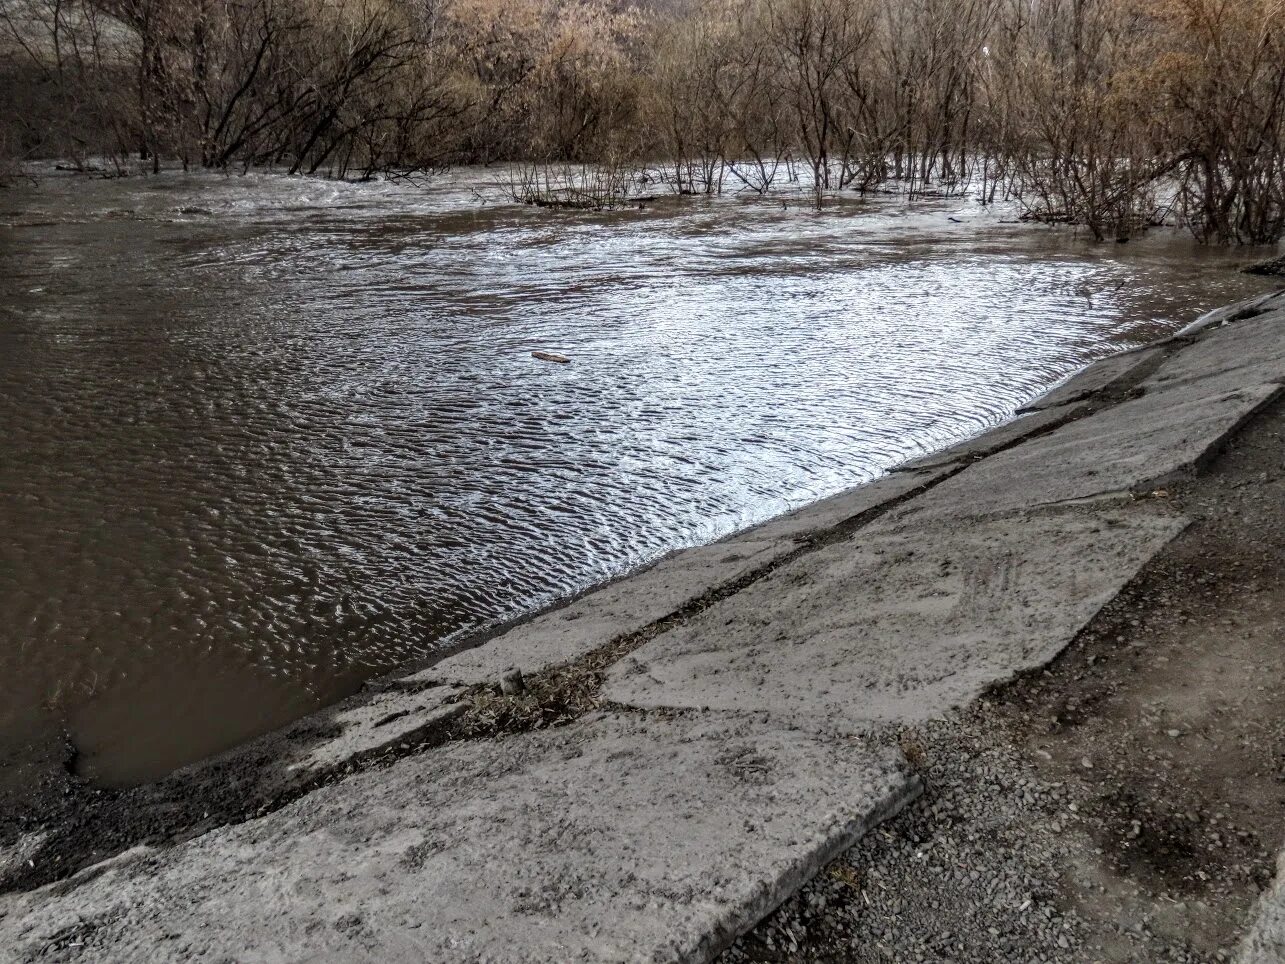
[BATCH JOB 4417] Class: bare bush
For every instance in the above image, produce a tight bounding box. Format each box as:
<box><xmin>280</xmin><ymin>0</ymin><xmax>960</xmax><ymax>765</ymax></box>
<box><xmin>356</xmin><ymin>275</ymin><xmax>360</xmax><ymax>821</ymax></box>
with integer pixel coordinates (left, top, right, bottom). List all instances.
<box><xmin>2</xmin><ymin>0</ymin><xmax>1282</xmax><ymax>242</ymax></box>
<box><xmin>498</xmin><ymin>156</ymin><xmax>651</xmax><ymax>209</ymax></box>
<box><xmin>1155</xmin><ymin>0</ymin><xmax>1285</xmax><ymax>243</ymax></box>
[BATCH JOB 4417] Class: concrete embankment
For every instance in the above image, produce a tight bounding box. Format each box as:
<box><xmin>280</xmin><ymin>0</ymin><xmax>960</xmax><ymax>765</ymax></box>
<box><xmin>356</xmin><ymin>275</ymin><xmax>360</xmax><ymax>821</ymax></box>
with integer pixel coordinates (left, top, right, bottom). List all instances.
<box><xmin>1</xmin><ymin>289</ymin><xmax>1283</xmax><ymax>963</ymax></box>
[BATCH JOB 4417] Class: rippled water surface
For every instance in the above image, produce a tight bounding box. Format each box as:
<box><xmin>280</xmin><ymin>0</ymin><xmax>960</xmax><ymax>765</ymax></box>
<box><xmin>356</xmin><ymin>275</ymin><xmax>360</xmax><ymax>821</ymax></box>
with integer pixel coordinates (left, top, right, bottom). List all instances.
<box><xmin>0</xmin><ymin>170</ymin><xmax>1272</xmax><ymax>784</ymax></box>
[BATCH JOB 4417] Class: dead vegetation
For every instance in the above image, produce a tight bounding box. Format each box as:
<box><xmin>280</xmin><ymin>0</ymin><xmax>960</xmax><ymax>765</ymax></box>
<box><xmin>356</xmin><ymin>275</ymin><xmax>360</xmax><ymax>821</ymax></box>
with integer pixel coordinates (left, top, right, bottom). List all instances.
<box><xmin>498</xmin><ymin>158</ymin><xmax>653</xmax><ymax>210</ymax></box>
<box><xmin>2</xmin><ymin>0</ymin><xmax>1283</xmax><ymax>241</ymax></box>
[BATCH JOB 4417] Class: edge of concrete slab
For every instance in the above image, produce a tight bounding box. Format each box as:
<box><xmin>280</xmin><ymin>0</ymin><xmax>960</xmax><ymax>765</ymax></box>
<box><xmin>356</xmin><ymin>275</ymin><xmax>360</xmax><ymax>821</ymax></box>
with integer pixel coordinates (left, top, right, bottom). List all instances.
<box><xmin>414</xmin><ymin>463</ymin><xmax>958</xmax><ymax>690</ymax></box>
<box><xmin>1015</xmin><ymin>346</ymin><xmax>1160</xmax><ymax>414</ymax></box>
<box><xmin>687</xmin><ymin>764</ymin><xmax>924</xmax><ymax>964</ymax></box>
<box><xmin>896</xmin><ymin>401</ymin><xmax>1088</xmax><ymax>470</ymax></box>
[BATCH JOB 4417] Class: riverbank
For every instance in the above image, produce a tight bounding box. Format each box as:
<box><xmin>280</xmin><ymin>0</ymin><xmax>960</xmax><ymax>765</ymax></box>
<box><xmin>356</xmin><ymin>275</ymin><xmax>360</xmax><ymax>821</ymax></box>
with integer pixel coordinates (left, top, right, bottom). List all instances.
<box><xmin>16</xmin><ymin>169</ymin><xmax>1266</xmax><ymax>788</ymax></box>
<box><xmin>1</xmin><ymin>288</ymin><xmax>1283</xmax><ymax>962</ymax></box>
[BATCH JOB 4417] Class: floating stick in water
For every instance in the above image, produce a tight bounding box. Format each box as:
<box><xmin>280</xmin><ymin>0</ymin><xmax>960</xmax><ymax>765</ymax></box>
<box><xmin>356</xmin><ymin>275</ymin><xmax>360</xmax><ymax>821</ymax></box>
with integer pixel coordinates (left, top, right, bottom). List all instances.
<box><xmin>532</xmin><ymin>351</ymin><xmax>571</xmax><ymax>364</ymax></box>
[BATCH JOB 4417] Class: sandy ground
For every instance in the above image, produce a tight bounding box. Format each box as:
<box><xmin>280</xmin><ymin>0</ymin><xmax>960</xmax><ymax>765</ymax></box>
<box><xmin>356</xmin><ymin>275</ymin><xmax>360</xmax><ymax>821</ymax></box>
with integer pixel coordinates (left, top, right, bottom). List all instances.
<box><xmin>723</xmin><ymin>392</ymin><xmax>1285</xmax><ymax>963</ymax></box>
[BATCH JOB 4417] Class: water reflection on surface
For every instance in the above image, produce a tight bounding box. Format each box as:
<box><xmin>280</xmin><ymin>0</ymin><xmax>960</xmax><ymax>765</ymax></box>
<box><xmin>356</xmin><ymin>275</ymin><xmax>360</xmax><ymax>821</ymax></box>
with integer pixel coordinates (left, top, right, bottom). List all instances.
<box><xmin>0</xmin><ymin>170</ymin><xmax>1271</xmax><ymax>784</ymax></box>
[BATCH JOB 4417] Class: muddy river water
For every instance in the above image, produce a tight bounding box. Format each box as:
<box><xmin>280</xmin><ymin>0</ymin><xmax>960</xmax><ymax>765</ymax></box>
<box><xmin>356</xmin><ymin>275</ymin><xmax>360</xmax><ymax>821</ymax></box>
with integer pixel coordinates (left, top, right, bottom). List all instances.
<box><xmin>0</xmin><ymin>169</ymin><xmax>1272</xmax><ymax>785</ymax></box>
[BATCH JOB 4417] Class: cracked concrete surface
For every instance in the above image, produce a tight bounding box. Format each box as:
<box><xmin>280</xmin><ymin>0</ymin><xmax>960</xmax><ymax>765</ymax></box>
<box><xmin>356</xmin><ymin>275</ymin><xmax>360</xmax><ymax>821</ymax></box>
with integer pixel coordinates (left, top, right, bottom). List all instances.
<box><xmin>604</xmin><ymin>507</ymin><xmax>1186</xmax><ymax>721</ymax></box>
<box><xmin>289</xmin><ymin>685</ymin><xmax>465</xmax><ymax>777</ymax></box>
<box><xmin>718</xmin><ymin>465</ymin><xmax>953</xmax><ymax>544</ymax></box>
<box><xmin>896</xmin><ymin>402</ymin><xmax>1087</xmax><ymax>469</ymax></box>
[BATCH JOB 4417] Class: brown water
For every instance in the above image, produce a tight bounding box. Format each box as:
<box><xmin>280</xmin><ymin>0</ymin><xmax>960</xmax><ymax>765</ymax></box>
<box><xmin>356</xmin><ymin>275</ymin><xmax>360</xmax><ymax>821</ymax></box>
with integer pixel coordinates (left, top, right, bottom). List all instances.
<box><xmin>0</xmin><ymin>169</ymin><xmax>1272</xmax><ymax>785</ymax></box>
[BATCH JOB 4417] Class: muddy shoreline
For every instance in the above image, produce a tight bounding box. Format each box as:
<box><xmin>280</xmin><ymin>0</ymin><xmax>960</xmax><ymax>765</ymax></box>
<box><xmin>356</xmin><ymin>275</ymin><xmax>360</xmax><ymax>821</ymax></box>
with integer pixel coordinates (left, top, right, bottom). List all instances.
<box><xmin>1</xmin><ymin>286</ymin><xmax>1283</xmax><ymax>962</ymax></box>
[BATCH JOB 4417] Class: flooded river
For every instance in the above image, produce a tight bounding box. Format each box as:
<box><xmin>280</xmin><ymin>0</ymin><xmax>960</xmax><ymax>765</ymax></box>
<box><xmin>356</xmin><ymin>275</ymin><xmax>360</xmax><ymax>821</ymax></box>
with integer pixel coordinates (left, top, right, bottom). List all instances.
<box><xmin>0</xmin><ymin>169</ymin><xmax>1272</xmax><ymax>785</ymax></box>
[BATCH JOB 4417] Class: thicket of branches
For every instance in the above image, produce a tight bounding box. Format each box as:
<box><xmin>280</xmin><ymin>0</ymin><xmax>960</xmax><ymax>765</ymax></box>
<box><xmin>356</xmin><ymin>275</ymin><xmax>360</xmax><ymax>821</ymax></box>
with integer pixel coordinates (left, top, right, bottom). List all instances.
<box><xmin>2</xmin><ymin>0</ymin><xmax>1283</xmax><ymax>242</ymax></box>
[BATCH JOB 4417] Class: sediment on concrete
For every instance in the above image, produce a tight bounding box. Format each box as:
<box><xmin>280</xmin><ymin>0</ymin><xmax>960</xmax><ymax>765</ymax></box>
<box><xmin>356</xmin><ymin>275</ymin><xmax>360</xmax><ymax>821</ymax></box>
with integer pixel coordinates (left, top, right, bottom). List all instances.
<box><xmin>1</xmin><ymin>287</ymin><xmax>1282</xmax><ymax>963</ymax></box>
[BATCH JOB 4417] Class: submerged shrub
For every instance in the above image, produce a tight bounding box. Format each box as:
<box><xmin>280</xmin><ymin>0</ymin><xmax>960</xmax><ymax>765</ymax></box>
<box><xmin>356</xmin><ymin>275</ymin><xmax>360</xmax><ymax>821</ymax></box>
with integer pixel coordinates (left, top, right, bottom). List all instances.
<box><xmin>2</xmin><ymin>0</ymin><xmax>1282</xmax><ymax>241</ymax></box>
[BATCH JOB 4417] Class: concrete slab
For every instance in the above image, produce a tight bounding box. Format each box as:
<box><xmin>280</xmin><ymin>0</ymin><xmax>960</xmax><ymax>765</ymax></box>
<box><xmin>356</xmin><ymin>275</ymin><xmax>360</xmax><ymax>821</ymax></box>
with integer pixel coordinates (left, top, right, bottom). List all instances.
<box><xmin>728</xmin><ymin>465</ymin><xmax>954</xmax><ymax>542</ymax></box>
<box><xmin>604</xmin><ymin>507</ymin><xmax>1187</xmax><ymax>722</ymax></box>
<box><xmin>417</xmin><ymin>538</ymin><xmax>793</xmax><ymax>687</ymax></box>
<box><xmin>888</xmin><ymin>380</ymin><xmax>1280</xmax><ymax>525</ymax></box>
<box><xmin>897</xmin><ymin>403</ymin><xmax>1087</xmax><ymax>471</ymax></box>
<box><xmin>1016</xmin><ymin>348</ymin><xmax>1161</xmax><ymax>412</ymax></box>
<box><xmin>289</xmin><ymin>685</ymin><xmax>465</xmax><ymax>777</ymax></box>
<box><xmin>1142</xmin><ymin>313</ymin><xmax>1285</xmax><ymax>398</ymax></box>
<box><xmin>891</xmin><ymin>314</ymin><xmax>1285</xmax><ymax>525</ymax></box>
<box><xmin>0</xmin><ymin>713</ymin><xmax>918</xmax><ymax>964</ymax></box>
